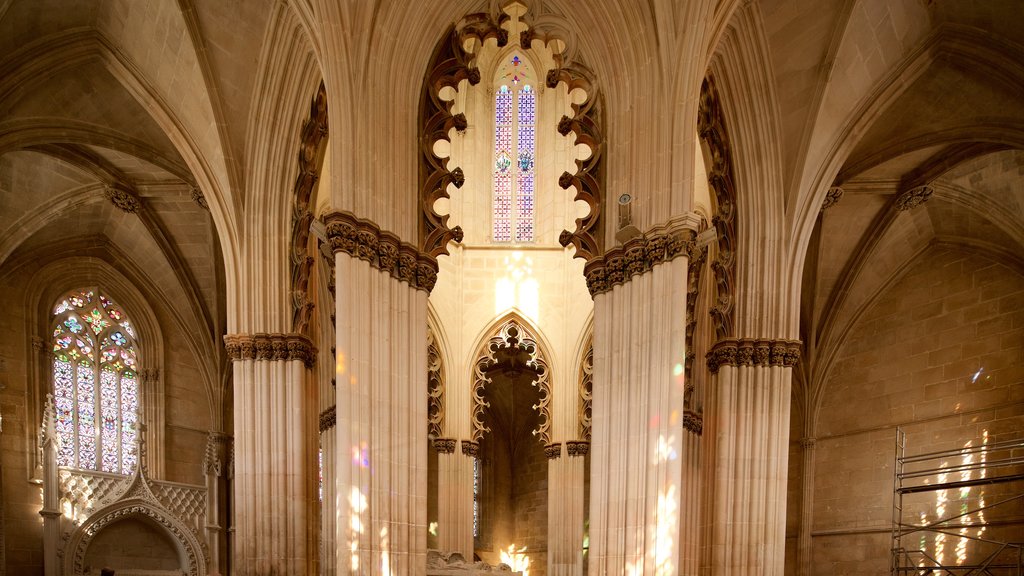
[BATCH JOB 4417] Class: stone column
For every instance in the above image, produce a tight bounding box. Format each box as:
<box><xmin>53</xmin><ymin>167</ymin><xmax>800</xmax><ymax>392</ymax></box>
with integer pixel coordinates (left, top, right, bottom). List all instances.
<box><xmin>39</xmin><ymin>395</ymin><xmax>60</xmax><ymax>576</ymax></box>
<box><xmin>225</xmin><ymin>333</ymin><xmax>316</xmax><ymax>575</ymax></box>
<box><xmin>328</xmin><ymin>211</ymin><xmax>433</xmax><ymax>576</ymax></box>
<box><xmin>705</xmin><ymin>339</ymin><xmax>800</xmax><ymax>576</ymax></box>
<box><xmin>139</xmin><ymin>368</ymin><xmax>164</xmax><ymax>478</ymax></box>
<box><xmin>797</xmin><ymin>437</ymin><xmax>816</xmax><ymax>576</ymax></box>
<box><xmin>550</xmin><ymin>441</ymin><xmax>588</xmax><ymax>576</ymax></box>
<box><xmin>319</xmin><ymin>406</ymin><xmax>337</xmax><ymax>576</ymax></box>
<box><xmin>587</xmin><ymin>218</ymin><xmax>696</xmax><ymax>575</ymax></box>
<box><xmin>436</xmin><ymin>438</ymin><xmax>474</xmax><ymax>557</ymax></box>
<box><xmin>203</xmin><ymin>431</ymin><xmax>229</xmax><ymax>575</ymax></box>
<box><xmin>679</xmin><ymin>414</ymin><xmax>703</xmax><ymax>575</ymax></box>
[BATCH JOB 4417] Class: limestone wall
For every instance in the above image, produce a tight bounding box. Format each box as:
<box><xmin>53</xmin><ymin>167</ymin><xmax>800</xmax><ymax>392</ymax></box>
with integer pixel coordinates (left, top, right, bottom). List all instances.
<box><xmin>798</xmin><ymin>247</ymin><xmax>1024</xmax><ymax>575</ymax></box>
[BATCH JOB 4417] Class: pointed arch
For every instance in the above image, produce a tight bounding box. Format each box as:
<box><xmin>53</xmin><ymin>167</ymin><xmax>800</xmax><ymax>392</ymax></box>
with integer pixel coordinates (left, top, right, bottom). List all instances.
<box><xmin>467</xmin><ymin>311</ymin><xmax>553</xmax><ymax>445</ymax></box>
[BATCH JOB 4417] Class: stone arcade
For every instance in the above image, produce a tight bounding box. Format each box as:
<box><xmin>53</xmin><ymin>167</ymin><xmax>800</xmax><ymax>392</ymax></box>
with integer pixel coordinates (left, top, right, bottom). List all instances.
<box><xmin>0</xmin><ymin>1</ymin><xmax>1022</xmax><ymax>575</ymax></box>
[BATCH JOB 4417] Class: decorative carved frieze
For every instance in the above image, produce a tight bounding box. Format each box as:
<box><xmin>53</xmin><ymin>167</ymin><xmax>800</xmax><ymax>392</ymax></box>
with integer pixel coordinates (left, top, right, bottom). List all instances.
<box><xmin>578</xmin><ymin>344</ymin><xmax>593</xmax><ymax>441</ymax></box>
<box><xmin>706</xmin><ymin>338</ymin><xmax>802</xmax><ymax>374</ymax></box>
<box><xmin>683</xmin><ymin>410</ymin><xmax>703</xmax><ymax>436</ymax></box>
<box><xmin>545</xmin><ymin>442</ymin><xmax>562</xmax><ymax>460</ymax></box>
<box><xmin>895</xmin><ymin>185</ymin><xmax>933</xmax><ymax>211</ymax></box>
<box><xmin>461</xmin><ymin>440</ymin><xmax>479</xmax><ymax>458</ymax></box>
<box><xmin>223</xmin><ymin>333</ymin><xmax>317</xmax><ymax>368</ymax></box>
<box><xmin>323</xmin><ymin>210</ymin><xmax>442</xmax><ymax>293</ymax></box>
<box><xmin>800</xmin><ymin>437</ymin><xmax>816</xmax><ymax>450</ymax></box>
<box><xmin>104</xmin><ymin>183</ymin><xmax>141</xmax><ymax>214</ymax></box>
<box><xmin>698</xmin><ymin>76</ymin><xmax>738</xmax><ymax>341</ymax></box>
<box><xmin>821</xmin><ymin>186</ymin><xmax>844</xmax><ymax>210</ymax></box>
<box><xmin>470</xmin><ymin>319</ymin><xmax>552</xmax><ymax>445</ymax></box>
<box><xmin>318</xmin><ymin>405</ymin><xmax>336</xmax><ymax>433</ymax></box>
<box><xmin>433</xmin><ymin>438</ymin><xmax>457</xmax><ymax>454</ymax></box>
<box><xmin>583</xmin><ymin>218</ymin><xmax>699</xmax><ymax>297</ymax></box>
<box><xmin>289</xmin><ymin>83</ymin><xmax>329</xmax><ymax>334</ymax></box>
<box><xmin>427</xmin><ymin>329</ymin><xmax>445</xmax><ymax>438</ymax></box>
<box><xmin>565</xmin><ymin>440</ymin><xmax>590</xmax><ymax>457</ymax></box>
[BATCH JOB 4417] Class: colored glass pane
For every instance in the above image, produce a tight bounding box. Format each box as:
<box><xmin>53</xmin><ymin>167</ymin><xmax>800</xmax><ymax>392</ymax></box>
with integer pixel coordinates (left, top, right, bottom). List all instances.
<box><xmin>50</xmin><ymin>288</ymin><xmax>139</xmax><ymax>474</ymax></box>
<box><xmin>77</xmin><ymin>362</ymin><xmax>96</xmax><ymax>470</ymax></box>
<box><xmin>100</xmin><ymin>369</ymin><xmax>119</xmax><ymax>472</ymax></box>
<box><xmin>54</xmin><ymin>359</ymin><xmax>75</xmax><ymax>467</ymax></box>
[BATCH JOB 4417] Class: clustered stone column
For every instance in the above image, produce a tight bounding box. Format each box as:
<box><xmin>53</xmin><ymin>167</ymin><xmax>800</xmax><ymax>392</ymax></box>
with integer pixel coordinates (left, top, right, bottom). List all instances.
<box><xmin>704</xmin><ymin>339</ymin><xmax>800</xmax><ymax>575</ymax></box>
<box><xmin>326</xmin><ymin>210</ymin><xmax>433</xmax><ymax>575</ymax></box>
<box><xmin>203</xmin><ymin>431</ymin><xmax>230</xmax><ymax>575</ymax></box>
<box><xmin>549</xmin><ymin>441</ymin><xmax>588</xmax><ymax>576</ymax></box>
<box><xmin>435</xmin><ymin>438</ymin><xmax>474</xmax><ymax>557</ymax></box>
<box><xmin>224</xmin><ymin>332</ymin><xmax>316</xmax><ymax>575</ymax></box>
<box><xmin>585</xmin><ymin>216</ymin><xmax>699</xmax><ymax>575</ymax></box>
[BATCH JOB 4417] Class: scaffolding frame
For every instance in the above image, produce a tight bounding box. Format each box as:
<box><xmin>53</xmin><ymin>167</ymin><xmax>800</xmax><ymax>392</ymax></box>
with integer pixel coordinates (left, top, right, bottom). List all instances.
<box><xmin>891</xmin><ymin>428</ymin><xmax>1024</xmax><ymax>575</ymax></box>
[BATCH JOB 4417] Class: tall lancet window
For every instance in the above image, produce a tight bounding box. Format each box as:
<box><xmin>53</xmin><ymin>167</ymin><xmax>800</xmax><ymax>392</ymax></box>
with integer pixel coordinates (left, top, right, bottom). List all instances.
<box><xmin>492</xmin><ymin>54</ymin><xmax>536</xmax><ymax>243</ymax></box>
<box><xmin>51</xmin><ymin>288</ymin><xmax>140</xmax><ymax>474</ymax></box>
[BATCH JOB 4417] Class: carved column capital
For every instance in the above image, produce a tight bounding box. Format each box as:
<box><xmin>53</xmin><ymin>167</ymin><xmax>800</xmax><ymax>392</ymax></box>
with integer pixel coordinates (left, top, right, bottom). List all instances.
<box><xmin>800</xmin><ymin>437</ymin><xmax>816</xmax><ymax>450</ymax></box>
<box><xmin>565</xmin><ymin>440</ymin><xmax>590</xmax><ymax>457</ymax></box>
<box><xmin>223</xmin><ymin>333</ymin><xmax>316</xmax><ymax>368</ymax></box>
<box><xmin>318</xmin><ymin>405</ymin><xmax>337</xmax><ymax>433</ymax></box>
<box><xmin>544</xmin><ymin>442</ymin><xmax>563</xmax><ymax>460</ymax></box>
<box><xmin>433</xmin><ymin>438</ymin><xmax>457</xmax><ymax>454</ymax></box>
<box><xmin>707</xmin><ymin>338</ymin><xmax>802</xmax><ymax>374</ymax></box>
<box><xmin>683</xmin><ymin>410</ymin><xmax>703</xmax><ymax>436</ymax></box>
<box><xmin>460</xmin><ymin>440</ymin><xmax>479</xmax><ymax>458</ymax></box>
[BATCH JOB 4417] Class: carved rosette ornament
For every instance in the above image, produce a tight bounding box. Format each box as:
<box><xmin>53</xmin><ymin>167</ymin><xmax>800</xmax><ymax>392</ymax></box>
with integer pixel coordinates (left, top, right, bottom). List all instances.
<box><xmin>821</xmin><ymin>186</ymin><xmax>844</xmax><ymax>210</ymax></box>
<box><xmin>433</xmin><ymin>438</ymin><xmax>457</xmax><ymax>454</ymax></box>
<box><xmin>545</xmin><ymin>442</ymin><xmax>562</xmax><ymax>460</ymax></box>
<box><xmin>318</xmin><ymin>405</ymin><xmax>337</xmax><ymax>433</ymax></box>
<box><xmin>895</xmin><ymin>185</ymin><xmax>933</xmax><ymax>211</ymax></box>
<box><xmin>565</xmin><ymin>440</ymin><xmax>590</xmax><ymax>457</ymax></box>
<box><xmin>189</xmin><ymin>185</ymin><xmax>209</xmax><ymax>210</ymax></box>
<box><xmin>324</xmin><ymin>210</ymin><xmax>441</xmax><ymax>293</ymax></box>
<box><xmin>104</xmin><ymin>183</ymin><xmax>142</xmax><ymax>214</ymax></box>
<box><xmin>706</xmin><ymin>338</ymin><xmax>801</xmax><ymax>374</ymax></box>
<box><xmin>470</xmin><ymin>319</ymin><xmax>552</xmax><ymax>445</ymax></box>
<box><xmin>223</xmin><ymin>333</ymin><xmax>316</xmax><ymax>368</ymax></box>
<box><xmin>698</xmin><ymin>76</ymin><xmax>738</xmax><ymax>341</ymax></box>
<box><xmin>427</xmin><ymin>329</ymin><xmax>445</xmax><ymax>438</ymax></box>
<box><xmin>583</xmin><ymin>218</ymin><xmax>698</xmax><ymax>297</ymax></box>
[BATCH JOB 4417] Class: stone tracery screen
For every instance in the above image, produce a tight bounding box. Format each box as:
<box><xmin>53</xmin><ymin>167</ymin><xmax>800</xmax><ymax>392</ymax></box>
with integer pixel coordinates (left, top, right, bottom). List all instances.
<box><xmin>51</xmin><ymin>288</ymin><xmax>140</xmax><ymax>474</ymax></box>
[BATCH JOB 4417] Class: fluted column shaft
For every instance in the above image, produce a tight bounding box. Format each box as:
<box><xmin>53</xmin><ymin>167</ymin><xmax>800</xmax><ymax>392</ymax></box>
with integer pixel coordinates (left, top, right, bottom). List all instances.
<box><xmin>589</xmin><ymin>256</ymin><xmax>689</xmax><ymax>575</ymax></box>
<box><xmin>705</xmin><ymin>344</ymin><xmax>797</xmax><ymax>576</ymax></box>
<box><xmin>334</xmin><ymin>253</ymin><xmax>428</xmax><ymax>576</ymax></box>
<box><xmin>229</xmin><ymin>341</ymin><xmax>313</xmax><ymax>575</ymax></box>
<box><xmin>436</xmin><ymin>443</ymin><xmax>474</xmax><ymax>557</ymax></box>
<box><xmin>796</xmin><ymin>438</ymin><xmax>815</xmax><ymax>576</ymax></box>
<box><xmin>550</xmin><ymin>443</ymin><xmax>587</xmax><ymax>576</ymax></box>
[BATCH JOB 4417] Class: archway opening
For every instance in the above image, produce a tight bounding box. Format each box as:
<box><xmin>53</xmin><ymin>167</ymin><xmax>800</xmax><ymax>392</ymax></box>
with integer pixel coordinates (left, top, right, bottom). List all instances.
<box><xmin>82</xmin><ymin>516</ymin><xmax>183</xmax><ymax>575</ymax></box>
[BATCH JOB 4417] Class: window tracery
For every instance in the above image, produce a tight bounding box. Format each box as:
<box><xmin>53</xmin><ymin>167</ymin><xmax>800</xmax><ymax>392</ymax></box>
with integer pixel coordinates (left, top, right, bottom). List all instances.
<box><xmin>51</xmin><ymin>288</ymin><xmax>140</xmax><ymax>474</ymax></box>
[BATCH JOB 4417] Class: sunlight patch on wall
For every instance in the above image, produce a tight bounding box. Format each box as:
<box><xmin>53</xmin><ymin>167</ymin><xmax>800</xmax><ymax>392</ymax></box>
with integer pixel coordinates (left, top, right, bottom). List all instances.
<box><xmin>500</xmin><ymin>543</ymin><xmax>530</xmax><ymax>576</ymax></box>
<box><xmin>494</xmin><ymin>252</ymin><xmax>538</xmax><ymax>321</ymax></box>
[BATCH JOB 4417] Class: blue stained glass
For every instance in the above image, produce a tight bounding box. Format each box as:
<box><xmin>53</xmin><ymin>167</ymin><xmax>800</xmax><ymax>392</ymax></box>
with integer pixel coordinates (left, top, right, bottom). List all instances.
<box><xmin>65</xmin><ymin>317</ymin><xmax>83</xmax><ymax>334</ymax></box>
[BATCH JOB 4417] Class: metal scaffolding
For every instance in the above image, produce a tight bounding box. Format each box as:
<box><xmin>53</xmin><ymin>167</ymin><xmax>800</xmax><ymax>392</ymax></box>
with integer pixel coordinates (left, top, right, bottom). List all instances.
<box><xmin>891</xmin><ymin>428</ymin><xmax>1024</xmax><ymax>575</ymax></box>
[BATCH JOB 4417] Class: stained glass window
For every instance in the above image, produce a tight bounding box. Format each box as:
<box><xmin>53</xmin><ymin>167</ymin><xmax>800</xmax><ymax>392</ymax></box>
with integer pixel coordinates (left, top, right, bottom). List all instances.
<box><xmin>493</xmin><ymin>54</ymin><xmax>536</xmax><ymax>243</ymax></box>
<box><xmin>473</xmin><ymin>456</ymin><xmax>481</xmax><ymax>538</ymax></box>
<box><xmin>51</xmin><ymin>288</ymin><xmax>140</xmax><ymax>474</ymax></box>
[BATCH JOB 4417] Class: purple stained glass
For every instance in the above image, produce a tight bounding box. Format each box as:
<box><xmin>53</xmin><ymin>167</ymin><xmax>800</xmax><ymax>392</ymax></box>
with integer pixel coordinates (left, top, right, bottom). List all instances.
<box><xmin>100</xmin><ymin>369</ymin><xmax>119</xmax><ymax>472</ymax></box>
<box><xmin>54</xmin><ymin>359</ymin><xmax>76</xmax><ymax>467</ymax></box>
<box><xmin>77</xmin><ymin>362</ymin><xmax>96</xmax><ymax>470</ymax></box>
<box><xmin>515</xmin><ymin>86</ymin><xmax>536</xmax><ymax>242</ymax></box>
<box><xmin>494</xmin><ymin>85</ymin><xmax>514</xmax><ymax>242</ymax></box>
